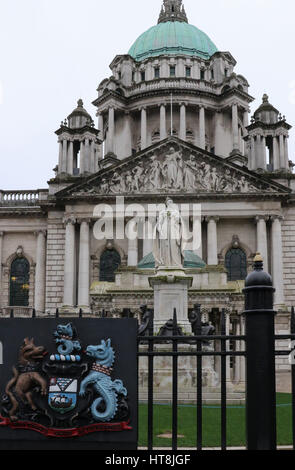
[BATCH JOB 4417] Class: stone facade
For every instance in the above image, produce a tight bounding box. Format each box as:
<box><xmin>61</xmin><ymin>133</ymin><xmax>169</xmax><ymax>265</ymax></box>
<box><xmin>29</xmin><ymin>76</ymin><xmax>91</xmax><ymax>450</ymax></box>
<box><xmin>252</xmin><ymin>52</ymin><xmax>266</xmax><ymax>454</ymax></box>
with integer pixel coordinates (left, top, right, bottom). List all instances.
<box><xmin>0</xmin><ymin>1</ymin><xmax>294</xmax><ymax>387</ymax></box>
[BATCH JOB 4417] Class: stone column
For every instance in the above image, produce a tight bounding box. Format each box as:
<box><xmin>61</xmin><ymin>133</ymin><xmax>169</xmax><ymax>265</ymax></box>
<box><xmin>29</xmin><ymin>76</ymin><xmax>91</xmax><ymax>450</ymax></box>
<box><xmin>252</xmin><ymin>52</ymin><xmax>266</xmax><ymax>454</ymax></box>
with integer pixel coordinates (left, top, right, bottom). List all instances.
<box><xmin>284</xmin><ymin>136</ymin><xmax>289</xmax><ymax>169</ymax></box>
<box><xmin>261</xmin><ymin>136</ymin><xmax>267</xmax><ymax>169</ymax></box>
<box><xmin>106</xmin><ymin>107</ymin><xmax>115</xmax><ymax>154</ymax></box>
<box><xmin>232</xmin><ymin>103</ymin><xmax>239</xmax><ymax>151</ymax></box>
<box><xmin>193</xmin><ymin>216</ymin><xmax>203</xmax><ymax>259</ymax></box>
<box><xmin>80</xmin><ymin>140</ymin><xmax>85</xmax><ymax>174</ymax></box>
<box><xmin>58</xmin><ymin>141</ymin><xmax>63</xmax><ymax>173</ymax></box>
<box><xmin>243</xmin><ymin>109</ymin><xmax>249</xmax><ymax>129</ymax></box>
<box><xmin>62</xmin><ymin>139</ymin><xmax>68</xmax><ymax>173</ymax></box>
<box><xmin>98</xmin><ymin>113</ymin><xmax>104</xmax><ymax>138</ymax></box>
<box><xmin>255</xmin><ymin>135</ymin><xmax>264</xmax><ymax>169</ymax></box>
<box><xmin>199</xmin><ymin>106</ymin><xmax>206</xmax><ymax>149</ymax></box>
<box><xmin>63</xmin><ymin>216</ymin><xmax>76</xmax><ymax>307</ymax></box>
<box><xmin>123</xmin><ymin>111</ymin><xmax>132</xmax><ymax>158</ymax></box>
<box><xmin>179</xmin><ymin>103</ymin><xmax>186</xmax><ymax>141</ymax></box>
<box><xmin>160</xmin><ymin>104</ymin><xmax>167</xmax><ymax>140</ymax></box>
<box><xmin>85</xmin><ymin>138</ymin><xmax>90</xmax><ymax>173</ymax></box>
<box><xmin>214</xmin><ymin>111</ymin><xmax>223</xmax><ymax>156</ymax></box>
<box><xmin>143</xmin><ymin>218</ymin><xmax>154</xmax><ymax>257</ymax></box>
<box><xmin>255</xmin><ymin>215</ymin><xmax>269</xmax><ymax>273</ymax></box>
<box><xmin>279</xmin><ymin>134</ymin><xmax>285</xmax><ymax>169</ymax></box>
<box><xmin>126</xmin><ymin>218</ymin><xmax>138</xmax><ymax>266</ymax></box>
<box><xmin>128</xmin><ymin>237</ymin><xmax>138</xmax><ymax>267</ymax></box>
<box><xmin>0</xmin><ymin>232</ymin><xmax>3</xmax><ymax>308</ymax></box>
<box><xmin>206</xmin><ymin>217</ymin><xmax>219</xmax><ymax>265</ymax></box>
<box><xmin>68</xmin><ymin>141</ymin><xmax>74</xmax><ymax>175</ymax></box>
<box><xmin>271</xmin><ymin>215</ymin><xmax>284</xmax><ymax>306</ymax></box>
<box><xmin>141</xmin><ymin>107</ymin><xmax>147</xmax><ymax>150</ymax></box>
<box><xmin>90</xmin><ymin>140</ymin><xmax>95</xmax><ymax>173</ymax></box>
<box><xmin>250</xmin><ymin>136</ymin><xmax>255</xmax><ymax>170</ymax></box>
<box><xmin>78</xmin><ymin>219</ymin><xmax>90</xmax><ymax>307</ymax></box>
<box><xmin>34</xmin><ymin>230</ymin><xmax>47</xmax><ymax>314</ymax></box>
<box><xmin>273</xmin><ymin>136</ymin><xmax>280</xmax><ymax>171</ymax></box>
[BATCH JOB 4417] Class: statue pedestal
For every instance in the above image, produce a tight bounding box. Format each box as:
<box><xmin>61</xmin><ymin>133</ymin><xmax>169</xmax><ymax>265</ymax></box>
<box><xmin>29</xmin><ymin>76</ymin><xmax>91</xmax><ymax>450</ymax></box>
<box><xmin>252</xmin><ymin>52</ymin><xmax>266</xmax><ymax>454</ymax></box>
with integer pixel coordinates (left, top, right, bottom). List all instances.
<box><xmin>149</xmin><ymin>267</ymin><xmax>193</xmax><ymax>333</ymax></box>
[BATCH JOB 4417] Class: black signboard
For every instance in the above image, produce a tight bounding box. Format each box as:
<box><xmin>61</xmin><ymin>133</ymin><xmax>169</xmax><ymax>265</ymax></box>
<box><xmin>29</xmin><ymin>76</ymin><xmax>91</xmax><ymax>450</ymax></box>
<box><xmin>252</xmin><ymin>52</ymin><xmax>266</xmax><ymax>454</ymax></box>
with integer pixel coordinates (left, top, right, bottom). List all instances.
<box><xmin>0</xmin><ymin>318</ymin><xmax>138</xmax><ymax>450</ymax></box>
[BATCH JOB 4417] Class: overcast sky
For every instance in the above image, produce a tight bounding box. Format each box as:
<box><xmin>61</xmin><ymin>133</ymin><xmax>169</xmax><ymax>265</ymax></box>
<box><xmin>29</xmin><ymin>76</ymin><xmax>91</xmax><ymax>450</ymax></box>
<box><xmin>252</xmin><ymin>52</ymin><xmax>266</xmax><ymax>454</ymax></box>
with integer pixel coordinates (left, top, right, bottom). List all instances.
<box><xmin>1</xmin><ymin>0</ymin><xmax>295</xmax><ymax>190</ymax></box>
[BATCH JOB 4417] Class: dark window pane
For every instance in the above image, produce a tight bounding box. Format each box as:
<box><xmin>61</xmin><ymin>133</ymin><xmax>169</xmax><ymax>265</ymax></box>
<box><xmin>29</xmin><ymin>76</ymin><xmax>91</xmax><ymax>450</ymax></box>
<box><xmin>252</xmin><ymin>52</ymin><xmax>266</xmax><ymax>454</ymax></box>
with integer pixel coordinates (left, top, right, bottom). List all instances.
<box><xmin>99</xmin><ymin>249</ymin><xmax>121</xmax><ymax>282</ymax></box>
<box><xmin>10</xmin><ymin>257</ymin><xmax>30</xmax><ymax>306</ymax></box>
<box><xmin>225</xmin><ymin>248</ymin><xmax>247</xmax><ymax>281</ymax></box>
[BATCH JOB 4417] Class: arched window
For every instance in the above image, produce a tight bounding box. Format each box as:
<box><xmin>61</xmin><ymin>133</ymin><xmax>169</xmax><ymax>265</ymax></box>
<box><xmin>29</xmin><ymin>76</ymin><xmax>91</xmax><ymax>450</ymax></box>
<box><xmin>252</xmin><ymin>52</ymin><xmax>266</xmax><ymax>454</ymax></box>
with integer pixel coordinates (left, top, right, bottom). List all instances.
<box><xmin>225</xmin><ymin>248</ymin><xmax>247</xmax><ymax>281</ymax></box>
<box><xmin>10</xmin><ymin>257</ymin><xmax>30</xmax><ymax>306</ymax></box>
<box><xmin>99</xmin><ymin>249</ymin><xmax>121</xmax><ymax>282</ymax></box>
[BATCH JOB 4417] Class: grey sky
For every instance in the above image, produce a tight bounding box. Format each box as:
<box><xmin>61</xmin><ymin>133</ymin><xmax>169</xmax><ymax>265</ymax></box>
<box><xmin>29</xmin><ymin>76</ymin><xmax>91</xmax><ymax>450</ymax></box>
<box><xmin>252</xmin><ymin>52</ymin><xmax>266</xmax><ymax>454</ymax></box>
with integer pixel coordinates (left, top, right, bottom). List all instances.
<box><xmin>1</xmin><ymin>0</ymin><xmax>294</xmax><ymax>190</ymax></box>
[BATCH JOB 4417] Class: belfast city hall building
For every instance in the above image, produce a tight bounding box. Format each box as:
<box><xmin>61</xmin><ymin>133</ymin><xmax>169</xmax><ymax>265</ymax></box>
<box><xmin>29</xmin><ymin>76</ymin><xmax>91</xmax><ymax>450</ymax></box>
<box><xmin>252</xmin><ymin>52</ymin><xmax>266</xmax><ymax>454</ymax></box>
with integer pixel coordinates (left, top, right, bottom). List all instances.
<box><xmin>0</xmin><ymin>0</ymin><xmax>294</xmax><ymax>388</ymax></box>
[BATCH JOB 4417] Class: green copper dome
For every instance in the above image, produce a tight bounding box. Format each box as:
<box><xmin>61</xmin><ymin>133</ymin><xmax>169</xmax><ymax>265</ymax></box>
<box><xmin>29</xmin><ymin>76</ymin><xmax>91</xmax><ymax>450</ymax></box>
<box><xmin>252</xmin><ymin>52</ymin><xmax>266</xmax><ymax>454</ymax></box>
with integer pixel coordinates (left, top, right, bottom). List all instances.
<box><xmin>128</xmin><ymin>21</ymin><xmax>218</xmax><ymax>62</ymax></box>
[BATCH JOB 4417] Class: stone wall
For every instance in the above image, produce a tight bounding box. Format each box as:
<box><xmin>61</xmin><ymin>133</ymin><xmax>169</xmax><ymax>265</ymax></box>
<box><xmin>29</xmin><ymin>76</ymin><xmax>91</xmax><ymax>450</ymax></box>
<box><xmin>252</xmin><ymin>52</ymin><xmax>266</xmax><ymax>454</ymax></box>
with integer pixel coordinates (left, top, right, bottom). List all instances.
<box><xmin>45</xmin><ymin>211</ymin><xmax>65</xmax><ymax>313</ymax></box>
<box><xmin>282</xmin><ymin>206</ymin><xmax>295</xmax><ymax>307</ymax></box>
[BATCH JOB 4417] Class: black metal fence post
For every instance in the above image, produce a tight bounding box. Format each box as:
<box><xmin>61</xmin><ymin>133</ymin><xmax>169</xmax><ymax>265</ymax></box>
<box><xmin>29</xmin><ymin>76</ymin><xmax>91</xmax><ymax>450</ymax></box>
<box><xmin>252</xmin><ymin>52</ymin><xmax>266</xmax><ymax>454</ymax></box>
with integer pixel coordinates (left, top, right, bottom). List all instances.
<box><xmin>243</xmin><ymin>253</ymin><xmax>277</xmax><ymax>450</ymax></box>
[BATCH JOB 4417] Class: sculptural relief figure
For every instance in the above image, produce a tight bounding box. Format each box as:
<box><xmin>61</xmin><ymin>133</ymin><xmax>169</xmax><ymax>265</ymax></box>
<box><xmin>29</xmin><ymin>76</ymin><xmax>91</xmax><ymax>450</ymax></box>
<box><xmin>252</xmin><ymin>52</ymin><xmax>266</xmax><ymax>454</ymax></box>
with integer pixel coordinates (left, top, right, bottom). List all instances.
<box><xmin>183</xmin><ymin>155</ymin><xmax>197</xmax><ymax>190</ymax></box>
<box><xmin>175</xmin><ymin>155</ymin><xmax>184</xmax><ymax>189</ymax></box>
<box><xmin>153</xmin><ymin>198</ymin><xmax>185</xmax><ymax>268</ymax></box>
<box><xmin>109</xmin><ymin>172</ymin><xmax>124</xmax><ymax>193</ymax></box>
<box><xmin>132</xmin><ymin>166</ymin><xmax>144</xmax><ymax>192</ymax></box>
<box><xmin>163</xmin><ymin>147</ymin><xmax>180</xmax><ymax>188</ymax></box>
<box><xmin>148</xmin><ymin>156</ymin><xmax>163</xmax><ymax>190</ymax></box>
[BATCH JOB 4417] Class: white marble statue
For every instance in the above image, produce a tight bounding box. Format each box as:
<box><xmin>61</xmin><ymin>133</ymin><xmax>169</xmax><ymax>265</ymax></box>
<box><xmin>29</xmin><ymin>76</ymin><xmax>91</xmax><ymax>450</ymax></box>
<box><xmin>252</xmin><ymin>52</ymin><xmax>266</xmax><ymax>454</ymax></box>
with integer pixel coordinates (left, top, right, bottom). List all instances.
<box><xmin>153</xmin><ymin>198</ymin><xmax>185</xmax><ymax>268</ymax></box>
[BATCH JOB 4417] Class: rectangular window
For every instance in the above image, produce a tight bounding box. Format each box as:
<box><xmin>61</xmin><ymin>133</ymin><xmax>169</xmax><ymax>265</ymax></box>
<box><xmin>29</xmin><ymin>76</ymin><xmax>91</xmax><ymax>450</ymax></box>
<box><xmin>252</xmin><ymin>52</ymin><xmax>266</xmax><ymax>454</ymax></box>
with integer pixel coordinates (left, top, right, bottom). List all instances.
<box><xmin>154</xmin><ymin>67</ymin><xmax>160</xmax><ymax>79</ymax></box>
<box><xmin>211</xmin><ymin>69</ymin><xmax>214</xmax><ymax>80</ymax></box>
<box><xmin>170</xmin><ymin>66</ymin><xmax>176</xmax><ymax>77</ymax></box>
<box><xmin>141</xmin><ymin>71</ymin><xmax>146</xmax><ymax>81</ymax></box>
<box><xmin>200</xmin><ymin>70</ymin><xmax>205</xmax><ymax>80</ymax></box>
<box><xmin>186</xmin><ymin>67</ymin><xmax>191</xmax><ymax>78</ymax></box>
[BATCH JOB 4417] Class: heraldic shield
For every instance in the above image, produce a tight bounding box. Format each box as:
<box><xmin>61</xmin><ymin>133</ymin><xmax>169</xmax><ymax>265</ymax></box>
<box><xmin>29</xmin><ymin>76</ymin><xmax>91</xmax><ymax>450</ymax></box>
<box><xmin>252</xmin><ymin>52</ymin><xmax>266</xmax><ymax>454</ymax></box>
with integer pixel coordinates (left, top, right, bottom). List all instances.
<box><xmin>0</xmin><ymin>319</ymin><xmax>136</xmax><ymax>444</ymax></box>
<box><xmin>48</xmin><ymin>378</ymin><xmax>78</xmax><ymax>414</ymax></box>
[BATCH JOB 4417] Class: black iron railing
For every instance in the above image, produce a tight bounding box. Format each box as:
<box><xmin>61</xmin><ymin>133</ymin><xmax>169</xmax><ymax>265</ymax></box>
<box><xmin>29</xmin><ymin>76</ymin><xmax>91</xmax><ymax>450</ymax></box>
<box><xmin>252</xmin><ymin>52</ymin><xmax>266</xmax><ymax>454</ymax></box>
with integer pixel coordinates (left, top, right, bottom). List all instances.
<box><xmin>5</xmin><ymin>298</ymin><xmax>295</xmax><ymax>450</ymax></box>
<box><xmin>137</xmin><ymin>306</ymin><xmax>247</xmax><ymax>451</ymax></box>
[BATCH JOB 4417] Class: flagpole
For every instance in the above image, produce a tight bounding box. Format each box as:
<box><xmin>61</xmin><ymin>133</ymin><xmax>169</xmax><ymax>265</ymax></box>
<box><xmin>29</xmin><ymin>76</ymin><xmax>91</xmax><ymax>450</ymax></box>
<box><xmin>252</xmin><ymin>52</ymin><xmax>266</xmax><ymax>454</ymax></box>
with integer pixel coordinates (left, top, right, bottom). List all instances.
<box><xmin>170</xmin><ymin>92</ymin><xmax>173</xmax><ymax>136</ymax></box>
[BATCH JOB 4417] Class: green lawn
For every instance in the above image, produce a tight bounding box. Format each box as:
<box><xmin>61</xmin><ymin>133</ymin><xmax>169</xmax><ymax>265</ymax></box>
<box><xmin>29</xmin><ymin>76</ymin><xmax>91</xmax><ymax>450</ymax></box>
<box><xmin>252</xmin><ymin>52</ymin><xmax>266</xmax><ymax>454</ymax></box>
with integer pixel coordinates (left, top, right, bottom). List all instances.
<box><xmin>139</xmin><ymin>393</ymin><xmax>293</xmax><ymax>448</ymax></box>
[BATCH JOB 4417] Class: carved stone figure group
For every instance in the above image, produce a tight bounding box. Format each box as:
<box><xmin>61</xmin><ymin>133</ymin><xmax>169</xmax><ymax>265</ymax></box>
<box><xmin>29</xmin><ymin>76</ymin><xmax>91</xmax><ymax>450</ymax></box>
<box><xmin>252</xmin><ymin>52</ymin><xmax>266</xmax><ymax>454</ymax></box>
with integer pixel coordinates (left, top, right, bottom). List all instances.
<box><xmin>82</xmin><ymin>148</ymin><xmax>260</xmax><ymax>195</ymax></box>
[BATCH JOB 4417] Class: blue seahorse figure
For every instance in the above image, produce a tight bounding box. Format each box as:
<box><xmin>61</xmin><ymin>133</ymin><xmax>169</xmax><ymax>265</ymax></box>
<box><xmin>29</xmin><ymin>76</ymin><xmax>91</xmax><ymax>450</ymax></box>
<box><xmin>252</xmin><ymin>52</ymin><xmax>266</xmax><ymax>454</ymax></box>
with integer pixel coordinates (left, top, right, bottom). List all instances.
<box><xmin>79</xmin><ymin>339</ymin><xmax>127</xmax><ymax>422</ymax></box>
<box><xmin>54</xmin><ymin>323</ymin><xmax>81</xmax><ymax>355</ymax></box>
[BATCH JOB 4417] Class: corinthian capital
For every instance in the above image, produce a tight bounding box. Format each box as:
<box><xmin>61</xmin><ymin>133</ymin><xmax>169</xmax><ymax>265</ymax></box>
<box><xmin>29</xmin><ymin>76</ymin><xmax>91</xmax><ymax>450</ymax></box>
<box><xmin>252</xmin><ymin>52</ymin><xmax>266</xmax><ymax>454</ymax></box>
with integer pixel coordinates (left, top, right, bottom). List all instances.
<box><xmin>255</xmin><ymin>215</ymin><xmax>270</xmax><ymax>224</ymax></box>
<box><xmin>63</xmin><ymin>215</ymin><xmax>76</xmax><ymax>226</ymax></box>
<box><xmin>206</xmin><ymin>216</ymin><xmax>220</xmax><ymax>223</ymax></box>
<box><xmin>270</xmin><ymin>215</ymin><xmax>284</xmax><ymax>223</ymax></box>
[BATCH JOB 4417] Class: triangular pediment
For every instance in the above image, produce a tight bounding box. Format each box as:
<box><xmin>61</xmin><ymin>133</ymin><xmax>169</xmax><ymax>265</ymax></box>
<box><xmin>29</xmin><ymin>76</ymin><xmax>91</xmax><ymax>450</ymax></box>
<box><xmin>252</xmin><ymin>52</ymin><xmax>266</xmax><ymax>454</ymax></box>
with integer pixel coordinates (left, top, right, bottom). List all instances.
<box><xmin>56</xmin><ymin>138</ymin><xmax>290</xmax><ymax>200</ymax></box>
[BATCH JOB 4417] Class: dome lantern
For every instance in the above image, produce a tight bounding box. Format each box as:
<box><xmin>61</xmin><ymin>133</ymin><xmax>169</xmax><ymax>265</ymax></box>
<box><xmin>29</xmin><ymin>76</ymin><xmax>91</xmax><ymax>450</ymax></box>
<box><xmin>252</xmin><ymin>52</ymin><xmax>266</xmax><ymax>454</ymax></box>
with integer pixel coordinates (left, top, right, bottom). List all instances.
<box><xmin>158</xmin><ymin>0</ymin><xmax>188</xmax><ymax>24</ymax></box>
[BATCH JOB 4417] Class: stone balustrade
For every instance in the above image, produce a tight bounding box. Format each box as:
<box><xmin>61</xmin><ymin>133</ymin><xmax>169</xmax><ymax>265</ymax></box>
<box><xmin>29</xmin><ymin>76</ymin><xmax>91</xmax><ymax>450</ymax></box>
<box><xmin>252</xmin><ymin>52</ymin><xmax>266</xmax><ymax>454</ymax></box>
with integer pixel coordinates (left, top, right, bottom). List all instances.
<box><xmin>0</xmin><ymin>189</ymin><xmax>48</xmax><ymax>207</ymax></box>
<box><xmin>126</xmin><ymin>78</ymin><xmax>218</xmax><ymax>97</ymax></box>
